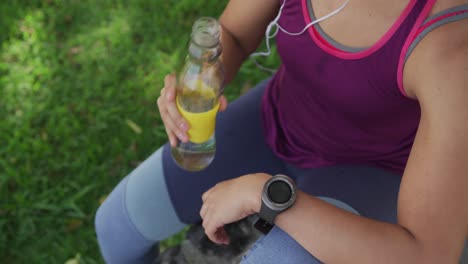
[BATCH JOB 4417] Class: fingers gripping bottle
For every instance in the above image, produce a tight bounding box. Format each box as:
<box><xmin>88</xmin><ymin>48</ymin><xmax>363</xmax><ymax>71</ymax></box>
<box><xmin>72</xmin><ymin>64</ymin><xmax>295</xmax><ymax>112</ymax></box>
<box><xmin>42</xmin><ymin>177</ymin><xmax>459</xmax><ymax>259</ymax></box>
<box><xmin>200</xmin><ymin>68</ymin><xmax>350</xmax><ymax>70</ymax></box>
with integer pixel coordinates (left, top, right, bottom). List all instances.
<box><xmin>171</xmin><ymin>17</ymin><xmax>224</xmax><ymax>171</ymax></box>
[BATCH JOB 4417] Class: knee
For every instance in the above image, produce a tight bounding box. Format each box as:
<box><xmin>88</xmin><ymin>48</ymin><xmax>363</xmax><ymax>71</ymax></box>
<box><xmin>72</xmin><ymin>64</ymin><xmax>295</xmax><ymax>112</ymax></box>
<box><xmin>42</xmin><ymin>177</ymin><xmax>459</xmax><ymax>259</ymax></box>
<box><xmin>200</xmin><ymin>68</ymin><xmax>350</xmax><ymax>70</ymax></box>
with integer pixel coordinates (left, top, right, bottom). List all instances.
<box><xmin>94</xmin><ymin>177</ymin><xmax>155</xmax><ymax>264</ymax></box>
<box><xmin>94</xmin><ymin>199</ymin><xmax>114</xmax><ymax>260</ymax></box>
<box><xmin>94</xmin><ymin>179</ymin><xmax>126</xmax><ymax>263</ymax></box>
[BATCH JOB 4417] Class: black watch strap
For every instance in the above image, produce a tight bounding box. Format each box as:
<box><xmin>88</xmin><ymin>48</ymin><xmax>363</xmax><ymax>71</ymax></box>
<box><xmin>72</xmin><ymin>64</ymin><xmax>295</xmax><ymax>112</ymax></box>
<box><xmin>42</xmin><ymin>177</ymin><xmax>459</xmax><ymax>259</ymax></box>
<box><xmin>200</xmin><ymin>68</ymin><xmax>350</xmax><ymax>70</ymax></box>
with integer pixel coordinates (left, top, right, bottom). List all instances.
<box><xmin>254</xmin><ymin>174</ymin><xmax>296</xmax><ymax>235</ymax></box>
<box><xmin>254</xmin><ymin>202</ymin><xmax>277</xmax><ymax>234</ymax></box>
<box><xmin>253</xmin><ymin>217</ymin><xmax>273</xmax><ymax>235</ymax></box>
<box><xmin>259</xmin><ymin>200</ymin><xmax>276</xmax><ymax>224</ymax></box>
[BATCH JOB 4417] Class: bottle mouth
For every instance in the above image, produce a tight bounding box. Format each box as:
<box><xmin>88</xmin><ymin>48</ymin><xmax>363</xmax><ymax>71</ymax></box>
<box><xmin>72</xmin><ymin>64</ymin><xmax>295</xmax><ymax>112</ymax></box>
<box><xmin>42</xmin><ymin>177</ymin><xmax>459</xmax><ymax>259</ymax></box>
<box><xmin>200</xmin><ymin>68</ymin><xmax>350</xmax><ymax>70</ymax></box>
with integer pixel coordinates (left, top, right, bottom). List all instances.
<box><xmin>191</xmin><ymin>17</ymin><xmax>220</xmax><ymax>48</ymax></box>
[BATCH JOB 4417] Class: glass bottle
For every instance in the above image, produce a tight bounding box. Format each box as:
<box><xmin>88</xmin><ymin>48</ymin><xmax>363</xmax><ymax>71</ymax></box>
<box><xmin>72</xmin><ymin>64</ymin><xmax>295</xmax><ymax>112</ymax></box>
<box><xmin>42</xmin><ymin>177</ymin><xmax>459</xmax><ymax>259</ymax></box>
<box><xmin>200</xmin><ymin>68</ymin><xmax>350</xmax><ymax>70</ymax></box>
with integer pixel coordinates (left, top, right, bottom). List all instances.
<box><xmin>171</xmin><ymin>17</ymin><xmax>224</xmax><ymax>171</ymax></box>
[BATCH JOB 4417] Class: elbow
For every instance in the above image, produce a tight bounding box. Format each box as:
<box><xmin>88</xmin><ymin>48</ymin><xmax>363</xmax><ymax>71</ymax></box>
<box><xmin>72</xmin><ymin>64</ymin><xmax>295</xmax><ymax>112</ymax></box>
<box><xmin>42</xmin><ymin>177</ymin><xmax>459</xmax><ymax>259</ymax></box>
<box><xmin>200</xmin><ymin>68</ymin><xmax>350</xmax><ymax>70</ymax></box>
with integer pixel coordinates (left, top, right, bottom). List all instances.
<box><xmin>418</xmin><ymin>242</ymin><xmax>466</xmax><ymax>264</ymax></box>
<box><xmin>401</xmin><ymin>227</ymin><xmax>466</xmax><ymax>264</ymax></box>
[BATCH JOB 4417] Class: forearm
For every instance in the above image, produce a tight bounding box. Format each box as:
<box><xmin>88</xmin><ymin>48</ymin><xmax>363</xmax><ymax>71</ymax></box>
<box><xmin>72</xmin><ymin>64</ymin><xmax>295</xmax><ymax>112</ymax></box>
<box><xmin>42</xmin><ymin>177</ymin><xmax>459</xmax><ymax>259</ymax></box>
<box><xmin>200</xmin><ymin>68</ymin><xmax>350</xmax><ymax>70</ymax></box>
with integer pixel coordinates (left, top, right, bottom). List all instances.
<box><xmin>219</xmin><ymin>23</ymin><xmax>250</xmax><ymax>85</ymax></box>
<box><xmin>274</xmin><ymin>191</ymin><xmax>425</xmax><ymax>264</ymax></box>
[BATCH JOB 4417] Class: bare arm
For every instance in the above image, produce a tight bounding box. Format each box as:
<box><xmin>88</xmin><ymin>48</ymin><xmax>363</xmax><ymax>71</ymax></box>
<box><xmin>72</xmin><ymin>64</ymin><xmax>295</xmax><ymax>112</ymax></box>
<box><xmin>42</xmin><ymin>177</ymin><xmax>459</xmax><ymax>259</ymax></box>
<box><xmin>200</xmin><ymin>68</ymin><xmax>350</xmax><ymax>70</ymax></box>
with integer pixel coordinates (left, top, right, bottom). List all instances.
<box><xmin>219</xmin><ymin>0</ymin><xmax>279</xmax><ymax>83</ymax></box>
<box><xmin>264</xmin><ymin>19</ymin><xmax>468</xmax><ymax>263</ymax></box>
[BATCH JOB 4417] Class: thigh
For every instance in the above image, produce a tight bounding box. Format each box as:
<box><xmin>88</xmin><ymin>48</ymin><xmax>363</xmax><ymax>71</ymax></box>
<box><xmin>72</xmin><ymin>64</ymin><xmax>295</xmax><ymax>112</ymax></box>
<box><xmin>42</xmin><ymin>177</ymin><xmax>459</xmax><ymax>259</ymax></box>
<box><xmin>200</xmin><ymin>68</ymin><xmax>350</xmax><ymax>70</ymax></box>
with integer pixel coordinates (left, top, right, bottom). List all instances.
<box><xmin>291</xmin><ymin>165</ymin><xmax>402</xmax><ymax>223</ymax></box>
<box><xmin>163</xmin><ymin>79</ymin><xmax>289</xmax><ymax>224</ymax></box>
<box><xmin>242</xmin><ymin>197</ymin><xmax>358</xmax><ymax>264</ymax></box>
<box><xmin>241</xmin><ymin>226</ymin><xmax>322</xmax><ymax>264</ymax></box>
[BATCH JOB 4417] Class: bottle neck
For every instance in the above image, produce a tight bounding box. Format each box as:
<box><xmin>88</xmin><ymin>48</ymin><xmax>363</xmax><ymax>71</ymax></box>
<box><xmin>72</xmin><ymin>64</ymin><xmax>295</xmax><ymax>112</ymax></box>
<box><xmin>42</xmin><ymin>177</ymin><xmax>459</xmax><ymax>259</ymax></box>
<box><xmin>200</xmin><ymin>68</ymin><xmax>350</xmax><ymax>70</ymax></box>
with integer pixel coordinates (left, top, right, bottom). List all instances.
<box><xmin>188</xmin><ymin>41</ymin><xmax>222</xmax><ymax>62</ymax></box>
<box><xmin>188</xmin><ymin>17</ymin><xmax>221</xmax><ymax>62</ymax></box>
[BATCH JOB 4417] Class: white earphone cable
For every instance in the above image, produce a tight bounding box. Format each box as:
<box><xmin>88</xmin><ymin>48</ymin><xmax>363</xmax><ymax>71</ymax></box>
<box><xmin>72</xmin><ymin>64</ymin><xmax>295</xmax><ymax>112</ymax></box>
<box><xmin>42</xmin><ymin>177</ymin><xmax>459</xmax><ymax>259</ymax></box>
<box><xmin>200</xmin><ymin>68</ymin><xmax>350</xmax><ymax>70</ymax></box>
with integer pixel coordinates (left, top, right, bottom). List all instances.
<box><xmin>250</xmin><ymin>0</ymin><xmax>350</xmax><ymax>72</ymax></box>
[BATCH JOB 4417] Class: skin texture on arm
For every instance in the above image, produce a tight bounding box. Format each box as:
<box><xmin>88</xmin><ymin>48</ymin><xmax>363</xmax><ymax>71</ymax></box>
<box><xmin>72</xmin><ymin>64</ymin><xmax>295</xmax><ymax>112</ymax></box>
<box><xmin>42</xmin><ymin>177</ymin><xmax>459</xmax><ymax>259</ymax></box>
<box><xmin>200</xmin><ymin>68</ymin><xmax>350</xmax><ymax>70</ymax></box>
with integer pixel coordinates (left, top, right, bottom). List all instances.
<box><xmin>400</xmin><ymin>17</ymin><xmax>468</xmax><ymax>262</ymax></box>
<box><xmin>218</xmin><ymin>0</ymin><xmax>279</xmax><ymax>84</ymax></box>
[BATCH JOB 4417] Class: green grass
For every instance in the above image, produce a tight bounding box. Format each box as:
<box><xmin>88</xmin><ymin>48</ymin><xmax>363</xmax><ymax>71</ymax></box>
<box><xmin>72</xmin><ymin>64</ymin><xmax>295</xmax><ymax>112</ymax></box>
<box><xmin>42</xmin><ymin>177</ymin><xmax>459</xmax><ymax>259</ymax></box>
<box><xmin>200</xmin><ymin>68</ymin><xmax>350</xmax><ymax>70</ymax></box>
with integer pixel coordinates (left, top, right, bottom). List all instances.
<box><xmin>0</xmin><ymin>0</ymin><xmax>278</xmax><ymax>263</ymax></box>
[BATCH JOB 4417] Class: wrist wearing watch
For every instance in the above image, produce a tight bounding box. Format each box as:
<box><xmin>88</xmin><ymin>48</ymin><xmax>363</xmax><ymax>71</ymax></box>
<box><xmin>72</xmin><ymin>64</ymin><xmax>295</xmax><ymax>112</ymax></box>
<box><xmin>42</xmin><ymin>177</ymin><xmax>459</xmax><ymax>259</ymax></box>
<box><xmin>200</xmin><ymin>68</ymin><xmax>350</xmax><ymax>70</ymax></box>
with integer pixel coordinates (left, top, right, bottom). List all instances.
<box><xmin>254</xmin><ymin>174</ymin><xmax>296</xmax><ymax>234</ymax></box>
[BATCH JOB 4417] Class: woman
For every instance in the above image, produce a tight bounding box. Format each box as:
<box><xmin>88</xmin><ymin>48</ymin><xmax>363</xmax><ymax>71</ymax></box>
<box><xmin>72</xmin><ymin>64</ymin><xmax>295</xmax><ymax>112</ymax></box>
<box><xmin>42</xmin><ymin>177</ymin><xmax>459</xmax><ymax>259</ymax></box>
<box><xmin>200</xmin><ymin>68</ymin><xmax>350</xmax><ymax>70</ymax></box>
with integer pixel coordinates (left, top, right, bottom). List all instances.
<box><xmin>95</xmin><ymin>0</ymin><xmax>468</xmax><ymax>263</ymax></box>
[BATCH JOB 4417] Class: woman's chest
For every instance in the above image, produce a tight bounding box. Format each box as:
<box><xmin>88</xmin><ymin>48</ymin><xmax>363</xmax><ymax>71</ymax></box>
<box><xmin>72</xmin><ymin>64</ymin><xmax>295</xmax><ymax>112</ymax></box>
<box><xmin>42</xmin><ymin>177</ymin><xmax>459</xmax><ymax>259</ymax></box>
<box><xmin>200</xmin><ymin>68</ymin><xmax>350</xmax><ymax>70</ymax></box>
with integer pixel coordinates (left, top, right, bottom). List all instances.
<box><xmin>309</xmin><ymin>0</ymin><xmax>411</xmax><ymax>49</ymax></box>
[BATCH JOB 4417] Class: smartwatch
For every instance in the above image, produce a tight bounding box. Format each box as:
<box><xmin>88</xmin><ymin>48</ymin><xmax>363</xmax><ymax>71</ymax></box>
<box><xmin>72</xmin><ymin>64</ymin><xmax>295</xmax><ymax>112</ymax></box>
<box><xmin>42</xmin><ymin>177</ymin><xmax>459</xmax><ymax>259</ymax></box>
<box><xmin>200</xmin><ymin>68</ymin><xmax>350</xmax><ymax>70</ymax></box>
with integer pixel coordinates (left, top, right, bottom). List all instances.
<box><xmin>254</xmin><ymin>174</ymin><xmax>297</xmax><ymax>234</ymax></box>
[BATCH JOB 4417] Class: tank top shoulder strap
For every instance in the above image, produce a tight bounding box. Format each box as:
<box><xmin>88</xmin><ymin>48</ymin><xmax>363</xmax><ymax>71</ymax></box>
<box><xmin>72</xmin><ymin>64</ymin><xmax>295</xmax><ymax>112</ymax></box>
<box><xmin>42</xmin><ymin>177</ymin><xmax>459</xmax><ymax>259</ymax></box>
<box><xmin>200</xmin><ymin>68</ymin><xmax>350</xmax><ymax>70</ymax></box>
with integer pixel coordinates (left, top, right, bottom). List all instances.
<box><xmin>404</xmin><ymin>4</ymin><xmax>468</xmax><ymax>62</ymax></box>
<box><xmin>396</xmin><ymin>0</ymin><xmax>437</xmax><ymax>96</ymax></box>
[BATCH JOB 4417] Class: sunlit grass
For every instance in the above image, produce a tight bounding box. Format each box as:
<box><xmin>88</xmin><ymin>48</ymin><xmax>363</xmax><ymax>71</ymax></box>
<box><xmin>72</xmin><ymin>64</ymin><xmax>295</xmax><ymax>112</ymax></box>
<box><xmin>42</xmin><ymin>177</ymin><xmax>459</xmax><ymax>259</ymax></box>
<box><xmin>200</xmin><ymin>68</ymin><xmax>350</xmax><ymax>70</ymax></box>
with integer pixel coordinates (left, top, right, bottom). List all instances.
<box><xmin>0</xmin><ymin>1</ymin><xmax>277</xmax><ymax>263</ymax></box>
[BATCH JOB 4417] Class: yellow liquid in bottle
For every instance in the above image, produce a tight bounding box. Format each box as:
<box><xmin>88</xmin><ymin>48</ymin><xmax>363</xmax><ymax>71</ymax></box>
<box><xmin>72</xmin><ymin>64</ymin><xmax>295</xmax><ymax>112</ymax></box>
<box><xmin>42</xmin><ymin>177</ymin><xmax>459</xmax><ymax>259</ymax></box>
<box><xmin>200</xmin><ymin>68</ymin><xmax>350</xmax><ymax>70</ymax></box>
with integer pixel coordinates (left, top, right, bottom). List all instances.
<box><xmin>172</xmin><ymin>80</ymin><xmax>220</xmax><ymax>171</ymax></box>
<box><xmin>178</xmin><ymin>80</ymin><xmax>218</xmax><ymax>112</ymax></box>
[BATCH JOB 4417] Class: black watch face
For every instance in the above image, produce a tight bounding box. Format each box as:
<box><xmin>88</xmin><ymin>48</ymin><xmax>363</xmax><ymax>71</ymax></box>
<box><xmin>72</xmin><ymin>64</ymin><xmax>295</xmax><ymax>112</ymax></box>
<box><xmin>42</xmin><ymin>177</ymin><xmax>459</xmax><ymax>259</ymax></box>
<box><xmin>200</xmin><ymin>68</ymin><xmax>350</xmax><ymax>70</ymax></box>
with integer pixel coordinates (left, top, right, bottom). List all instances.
<box><xmin>267</xmin><ymin>180</ymin><xmax>292</xmax><ymax>204</ymax></box>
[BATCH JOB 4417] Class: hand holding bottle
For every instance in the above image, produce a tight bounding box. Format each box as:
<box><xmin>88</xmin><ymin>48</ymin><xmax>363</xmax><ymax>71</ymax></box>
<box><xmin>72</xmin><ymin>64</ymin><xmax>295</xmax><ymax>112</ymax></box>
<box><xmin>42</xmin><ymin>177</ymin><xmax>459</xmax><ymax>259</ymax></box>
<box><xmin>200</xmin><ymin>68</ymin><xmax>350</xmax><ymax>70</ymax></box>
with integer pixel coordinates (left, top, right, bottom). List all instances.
<box><xmin>158</xmin><ymin>17</ymin><xmax>227</xmax><ymax>171</ymax></box>
<box><xmin>157</xmin><ymin>73</ymin><xmax>228</xmax><ymax>148</ymax></box>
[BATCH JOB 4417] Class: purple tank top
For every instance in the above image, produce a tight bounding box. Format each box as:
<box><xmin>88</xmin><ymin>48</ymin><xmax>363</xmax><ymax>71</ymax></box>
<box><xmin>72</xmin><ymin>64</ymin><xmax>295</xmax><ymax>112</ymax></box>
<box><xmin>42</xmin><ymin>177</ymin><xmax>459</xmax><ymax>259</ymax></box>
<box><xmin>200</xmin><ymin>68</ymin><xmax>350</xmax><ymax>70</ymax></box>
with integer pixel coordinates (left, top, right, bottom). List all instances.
<box><xmin>262</xmin><ymin>0</ymin><xmax>434</xmax><ymax>174</ymax></box>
